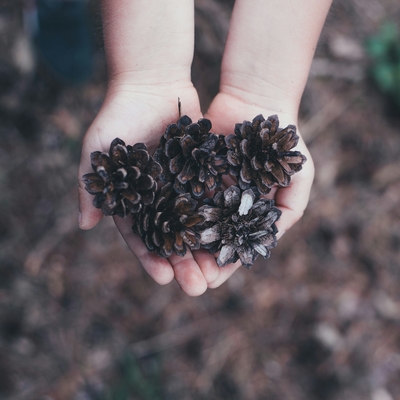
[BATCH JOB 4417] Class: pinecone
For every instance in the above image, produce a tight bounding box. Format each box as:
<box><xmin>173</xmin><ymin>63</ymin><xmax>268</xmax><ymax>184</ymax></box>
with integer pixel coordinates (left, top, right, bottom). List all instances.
<box><xmin>198</xmin><ymin>186</ymin><xmax>281</xmax><ymax>268</ymax></box>
<box><xmin>154</xmin><ymin>115</ymin><xmax>229</xmax><ymax>198</ymax></box>
<box><xmin>225</xmin><ymin>114</ymin><xmax>307</xmax><ymax>195</ymax></box>
<box><xmin>82</xmin><ymin>138</ymin><xmax>162</xmax><ymax>217</ymax></box>
<box><xmin>132</xmin><ymin>183</ymin><xmax>205</xmax><ymax>258</ymax></box>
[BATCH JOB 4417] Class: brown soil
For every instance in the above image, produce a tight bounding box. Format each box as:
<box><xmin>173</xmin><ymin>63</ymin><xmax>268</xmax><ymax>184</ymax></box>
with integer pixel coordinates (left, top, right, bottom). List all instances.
<box><xmin>1</xmin><ymin>1</ymin><xmax>400</xmax><ymax>399</ymax></box>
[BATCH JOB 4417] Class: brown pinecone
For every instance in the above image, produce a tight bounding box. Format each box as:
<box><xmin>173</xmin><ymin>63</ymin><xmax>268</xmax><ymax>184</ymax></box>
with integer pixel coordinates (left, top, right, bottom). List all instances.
<box><xmin>82</xmin><ymin>138</ymin><xmax>161</xmax><ymax>217</ymax></box>
<box><xmin>198</xmin><ymin>186</ymin><xmax>281</xmax><ymax>268</ymax></box>
<box><xmin>225</xmin><ymin>114</ymin><xmax>307</xmax><ymax>195</ymax></box>
<box><xmin>154</xmin><ymin>115</ymin><xmax>229</xmax><ymax>198</ymax></box>
<box><xmin>132</xmin><ymin>183</ymin><xmax>205</xmax><ymax>258</ymax></box>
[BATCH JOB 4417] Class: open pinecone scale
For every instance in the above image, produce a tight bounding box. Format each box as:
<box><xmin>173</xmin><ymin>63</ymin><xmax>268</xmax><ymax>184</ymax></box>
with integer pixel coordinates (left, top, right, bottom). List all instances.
<box><xmin>82</xmin><ymin>113</ymin><xmax>306</xmax><ymax>269</ymax></box>
<box><xmin>82</xmin><ymin>138</ymin><xmax>162</xmax><ymax>217</ymax></box>
<box><xmin>132</xmin><ymin>183</ymin><xmax>204</xmax><ymax>258</ymax></box>
<box><xmin>198</xmin><ymin>186</ymin><xmax>281</xmax><ymax>268</ymax></box>
<box><xmin>225</xmin><ymin>114</ymin><xmax>306</xmax><ymax>194</ymax></box>
<box><xmin>154</xmin><ymin>115</ymin><xmax>229</xmax><ymax>198</ymax></box>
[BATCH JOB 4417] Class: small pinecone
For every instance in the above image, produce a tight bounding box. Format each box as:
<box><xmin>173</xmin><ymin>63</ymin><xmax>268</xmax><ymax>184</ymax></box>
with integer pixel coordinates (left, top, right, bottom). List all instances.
<box><xmin>82</xmin><ymin>138</ymin><xmax>162</xmax><ymax>217</ymax></box>
<box><xmin>132</xmin><ymin>183</ymin><xmax>205</xmax><ymax>258</ymax></box>
<box><xmin>225</xmin><ymin>114</ymin><xmax>307</xmax><ymax>194</ymax></box>
<box><xmin>154</xmin><ymin>115</ymin><xmax>229</xmax><ymax>198</ymax></box>
<box><xmin>198</xmin><ymin>186</ymin><xmax>281</xmax><ymax>268</ymax></box>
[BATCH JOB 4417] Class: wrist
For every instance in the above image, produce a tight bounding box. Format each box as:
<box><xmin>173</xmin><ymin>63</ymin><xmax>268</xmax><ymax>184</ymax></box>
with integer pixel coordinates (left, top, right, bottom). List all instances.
<box><xmin>207</xmin><ymin>90</ymin><xmax>299</xmax><ymax>131</ymax></box>
<box><xmin>107</xmin><ymin>66</ymin><xmax>192</xmax><ymax>89</ymax></box>
<box><xmin>102</xmin><ymin>0</ymin><xmax>195</xmax><ymax>88</ymax></box>
<box><xmin>105</xmin><ymin>74</ymin><xmax>195</xmax><ymax>101</ymax></box>
<box><xmin>219</xmin><ymin>72</ymin><xmax>300</xmax><ymax>120</ymax></box>
<box><xmin>97</xmin><ymin>81</ymin><xmax>203</xmax><ymax>140</ymax></box>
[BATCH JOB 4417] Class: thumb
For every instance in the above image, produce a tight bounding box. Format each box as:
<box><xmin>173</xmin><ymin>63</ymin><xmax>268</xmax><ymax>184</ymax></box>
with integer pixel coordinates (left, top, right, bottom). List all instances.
<box><xmin>78</xmin><ymin>142</ymin><xmax>103</xmax><ymax>230</ymax></box>
<box><xmin>78</xmin><ymin>180</ymin><xmax>103</xmax><ymax>230</ymax></box>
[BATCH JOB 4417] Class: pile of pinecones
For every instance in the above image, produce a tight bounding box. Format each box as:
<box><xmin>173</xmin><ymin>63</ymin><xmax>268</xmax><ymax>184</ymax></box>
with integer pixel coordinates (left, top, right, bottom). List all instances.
<box><xmin>82</xmin><ymin>114</ymin><xmax>306</xmax><ymax>268</ymax></box>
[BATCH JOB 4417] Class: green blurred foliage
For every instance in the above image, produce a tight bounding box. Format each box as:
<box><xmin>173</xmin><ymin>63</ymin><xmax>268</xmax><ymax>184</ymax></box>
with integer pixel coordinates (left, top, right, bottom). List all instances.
<box><xmin>103</xmin><ymin>354</ymin><xmax>163</xmax><ymax>400</ymax></box>
<box><xmin>366</xmin><ymin>22</ymin><xmax>400</xmax><ymax>110</ymax></box>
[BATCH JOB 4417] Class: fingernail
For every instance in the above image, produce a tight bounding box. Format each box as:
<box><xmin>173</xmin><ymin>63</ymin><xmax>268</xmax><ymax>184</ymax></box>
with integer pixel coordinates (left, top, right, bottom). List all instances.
<box><xmin>78</xmin><ymin>211</ymin><xmax>82</xmax><ymax>227</ymax></box>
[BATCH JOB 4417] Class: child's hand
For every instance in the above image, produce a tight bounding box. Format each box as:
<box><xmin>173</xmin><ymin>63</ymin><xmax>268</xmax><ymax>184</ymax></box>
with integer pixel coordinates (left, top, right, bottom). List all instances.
<box><xmin>205</xmin><ymin>92</ymin><xmax>315</xmax><ymax>282</ymax></box>
<box><xmin>78</xmin><ymin>83</ymin><xmax>240</xmax><ymax>296</ymax></box>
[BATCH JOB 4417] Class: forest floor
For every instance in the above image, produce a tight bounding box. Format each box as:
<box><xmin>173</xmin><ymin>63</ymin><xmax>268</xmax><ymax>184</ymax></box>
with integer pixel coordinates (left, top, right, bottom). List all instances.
<box><xmin>1</xmin><ymin>1</ymin><xmax>400</xmax><ymax>399</ymax></box>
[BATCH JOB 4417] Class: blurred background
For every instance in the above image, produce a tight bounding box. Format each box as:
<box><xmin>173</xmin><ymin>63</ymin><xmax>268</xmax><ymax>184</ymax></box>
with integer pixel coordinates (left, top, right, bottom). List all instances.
<box><xmin>1</xmin><ymin>0</ymin><xmax>400</xmax><ymax>399</ymax></box>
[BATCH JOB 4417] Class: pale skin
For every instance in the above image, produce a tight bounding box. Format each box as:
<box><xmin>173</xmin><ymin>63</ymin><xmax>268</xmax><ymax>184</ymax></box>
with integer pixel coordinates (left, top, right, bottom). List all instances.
<box><xmin>78</xmin><ymin>0</ymin><xmax>332</xmax><ymax>296</ymax></box>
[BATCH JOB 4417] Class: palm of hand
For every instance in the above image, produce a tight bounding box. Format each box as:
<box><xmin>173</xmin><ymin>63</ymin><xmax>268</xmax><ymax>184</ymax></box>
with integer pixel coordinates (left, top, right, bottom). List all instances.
<box><xmin>205</xmin><ymin>92</ymin><xmax>315</xmax><ymax>238</ymax></box>
<box><xmin>79</xmin><ymin>85</ymin><xmax>314</xmax><ymax>296</ymax></box>
<box><xmin>79</xmin><ymin>84</ymin><xmax>243</xmax><ymax>296</ymax></box>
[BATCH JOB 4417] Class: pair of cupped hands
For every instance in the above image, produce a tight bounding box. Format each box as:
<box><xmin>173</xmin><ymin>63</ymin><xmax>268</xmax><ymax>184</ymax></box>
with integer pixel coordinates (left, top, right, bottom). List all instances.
<box><xmin>78</xmin><ymin>77</ymin><xmax>314</xmax><ymax>296</ymax></box>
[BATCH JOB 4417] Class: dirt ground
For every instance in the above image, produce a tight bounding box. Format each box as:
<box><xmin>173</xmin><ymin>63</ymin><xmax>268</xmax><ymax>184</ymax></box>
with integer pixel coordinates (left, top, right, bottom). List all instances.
<box><xmin>1</xmin><ymin>1</ymin><xmax>400</xmax><ymax>399</ymax></box>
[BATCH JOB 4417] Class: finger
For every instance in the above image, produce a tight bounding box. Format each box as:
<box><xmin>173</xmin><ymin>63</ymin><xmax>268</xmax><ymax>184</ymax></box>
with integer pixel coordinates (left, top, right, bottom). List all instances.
<box><xmin>274</xmin><ymin>157</ymin><xmax>314</xmax><ymax>238</ymax></box>
<box><xmin>263</xmin><ymin>186</ymin><xmax>278</xmax><ymax>200</ymax></box>
<box><xmin>192</xmin><ymin>249</ymin><xmax>220</xmax><ymax>284</ymax></box>
<box><xmin>168</xmin><ymin>251</ymin><xmax>208</xmax><ymax>297</ymax></box>
<box><xmin>78</xmin><ymin>181</ymin><xmax>103</xmax><ymax>230</ymax></box>
<box><xmin>78</xmin><ymin>135</ymin><xmax>104</xmax><ymax>230</ymax></box>
<box><xmin>207</xmin><ymin>259</ymin><xmax>242</xmax><ymax>289</ymax></box>
<box><xmin>113</xmin><ymin>216</ymin><xmax>175</xmax><ymax>285</ymax></box>
<box><xmin>220</xmin><ymin>174</ymin><xmax>238</xmax><ymax>191</ymax></box>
